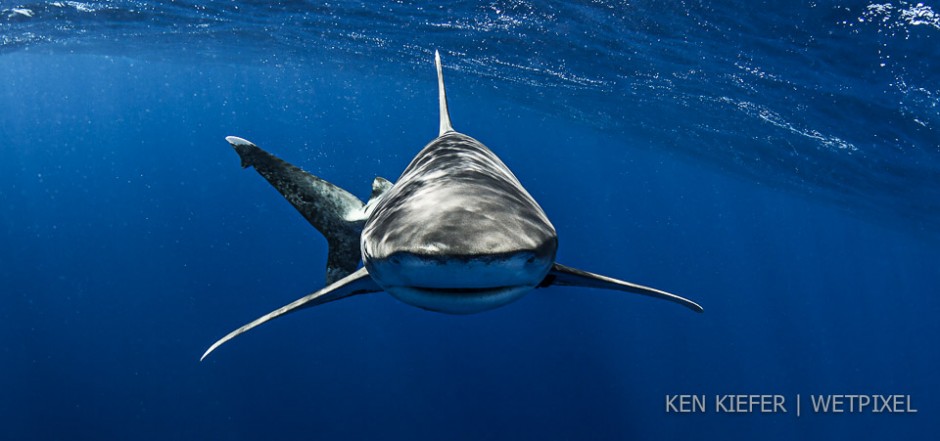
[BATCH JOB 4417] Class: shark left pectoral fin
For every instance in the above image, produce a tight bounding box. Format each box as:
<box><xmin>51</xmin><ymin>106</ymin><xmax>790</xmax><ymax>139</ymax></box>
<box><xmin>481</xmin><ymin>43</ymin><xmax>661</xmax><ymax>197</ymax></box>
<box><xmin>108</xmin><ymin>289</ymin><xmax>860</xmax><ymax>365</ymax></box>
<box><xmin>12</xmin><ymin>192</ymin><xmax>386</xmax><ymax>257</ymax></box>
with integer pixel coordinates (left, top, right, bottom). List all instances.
<box><xmin>200</xmin><ymin>267</ymin><xmax>381</xmax><ymax>361</ymax></box>
<box><xmin>541</xmin><ymin>263</ymin><xmax>703</xmax><ymax>313</ymax></box>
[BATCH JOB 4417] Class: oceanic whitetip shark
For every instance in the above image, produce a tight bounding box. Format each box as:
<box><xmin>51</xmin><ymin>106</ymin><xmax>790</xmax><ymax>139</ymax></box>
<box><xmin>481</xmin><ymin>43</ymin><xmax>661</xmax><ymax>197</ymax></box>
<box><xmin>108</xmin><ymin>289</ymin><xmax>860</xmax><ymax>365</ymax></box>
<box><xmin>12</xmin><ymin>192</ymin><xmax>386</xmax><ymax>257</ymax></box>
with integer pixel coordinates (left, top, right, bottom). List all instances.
<box><xmin>201</xmin><ymin>51</ymin><xmax>702</xmax><ymax>361</ymax></box>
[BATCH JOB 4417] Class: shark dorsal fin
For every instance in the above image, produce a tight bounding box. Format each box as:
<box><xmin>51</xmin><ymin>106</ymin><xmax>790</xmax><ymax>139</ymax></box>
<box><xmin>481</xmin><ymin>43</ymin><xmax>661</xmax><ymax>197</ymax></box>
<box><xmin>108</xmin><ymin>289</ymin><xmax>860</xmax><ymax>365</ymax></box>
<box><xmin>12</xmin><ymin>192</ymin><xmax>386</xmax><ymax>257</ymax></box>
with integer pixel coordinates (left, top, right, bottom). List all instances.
<box><xmin>435</xmin><ymin>50</ymin><xmax>454</xmax><ymax>136</ymax></box>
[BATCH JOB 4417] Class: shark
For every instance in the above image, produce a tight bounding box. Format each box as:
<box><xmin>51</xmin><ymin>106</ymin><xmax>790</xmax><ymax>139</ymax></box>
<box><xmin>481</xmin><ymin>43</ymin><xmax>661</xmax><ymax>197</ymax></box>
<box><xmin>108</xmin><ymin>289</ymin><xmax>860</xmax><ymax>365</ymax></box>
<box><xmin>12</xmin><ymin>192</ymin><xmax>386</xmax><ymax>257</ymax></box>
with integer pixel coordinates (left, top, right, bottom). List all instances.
<box><xmin>201</xmin><ymin>51</ymin><xmax>702</xmax><ymax>361</ymax></box>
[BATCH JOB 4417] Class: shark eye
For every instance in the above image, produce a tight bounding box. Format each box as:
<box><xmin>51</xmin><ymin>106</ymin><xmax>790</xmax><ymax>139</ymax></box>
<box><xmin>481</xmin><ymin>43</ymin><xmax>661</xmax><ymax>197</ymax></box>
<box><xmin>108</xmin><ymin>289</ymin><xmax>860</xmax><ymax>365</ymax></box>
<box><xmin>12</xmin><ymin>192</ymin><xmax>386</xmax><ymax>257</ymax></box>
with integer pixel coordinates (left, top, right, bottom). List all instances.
<box><xmin>526</xmin><ymin>257</ymin><xmax>535</xmax><ymax>264</ymax></box>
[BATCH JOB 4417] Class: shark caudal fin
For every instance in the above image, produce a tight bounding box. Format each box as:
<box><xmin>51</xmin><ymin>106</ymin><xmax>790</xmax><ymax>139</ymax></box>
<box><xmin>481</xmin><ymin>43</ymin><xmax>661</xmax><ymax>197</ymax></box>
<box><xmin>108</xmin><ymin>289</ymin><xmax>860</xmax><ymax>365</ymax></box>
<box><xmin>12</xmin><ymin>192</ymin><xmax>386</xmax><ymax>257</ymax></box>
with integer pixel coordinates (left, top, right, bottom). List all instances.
<box><xmin>225</xmin><ymin>136</ymin><xmax>365</xmax><ymax>284</ymax></box>
<box><xmin>541</xmin><ymin>263</ymin><xmax>704</xmax><ymax>313</ymax></box>
<box><xmin>435</xmin><ymin>50</ymin><xmax>454</xmax><ymax>136</ymax></box>
<box><xmin>201</xmin><ymin>267</ymin><xmax>381</xmax><ymax>361</ymax></box>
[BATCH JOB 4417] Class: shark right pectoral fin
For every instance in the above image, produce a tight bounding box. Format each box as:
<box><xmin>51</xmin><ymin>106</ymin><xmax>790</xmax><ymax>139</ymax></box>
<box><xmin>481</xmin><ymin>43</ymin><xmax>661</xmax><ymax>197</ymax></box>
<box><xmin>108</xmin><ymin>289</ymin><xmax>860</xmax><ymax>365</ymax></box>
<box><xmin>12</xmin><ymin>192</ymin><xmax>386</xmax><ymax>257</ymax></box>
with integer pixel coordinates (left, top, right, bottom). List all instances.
<box><xmin>200</xmin><ymin>267</ymin><xmax>381</xmax><ymax>361</ymax></box>
<box><xmin>542</xmin><ymin>263</ymin><xmax>704</xmax><ymax>313</ymax></box>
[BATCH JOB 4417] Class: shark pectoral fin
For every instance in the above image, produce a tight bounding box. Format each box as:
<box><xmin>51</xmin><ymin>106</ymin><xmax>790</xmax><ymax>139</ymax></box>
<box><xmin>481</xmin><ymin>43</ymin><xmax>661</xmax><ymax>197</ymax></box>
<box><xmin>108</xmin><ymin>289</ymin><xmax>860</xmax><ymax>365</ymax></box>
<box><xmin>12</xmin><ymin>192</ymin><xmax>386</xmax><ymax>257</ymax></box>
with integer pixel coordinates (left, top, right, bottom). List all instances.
<box><xmin>542</xmin><ymin>263</ymin><xmax>704</xmax><ymax>313</ymax></box>
<box><xmin>225</xmin><ymin>136</ymin><xmax>366</xmax><ymax>284</ymax></box>
<box><xmin>200</xmin><ymin>268</ymin><xmax>380</xmax><ymax>361</ymax></box>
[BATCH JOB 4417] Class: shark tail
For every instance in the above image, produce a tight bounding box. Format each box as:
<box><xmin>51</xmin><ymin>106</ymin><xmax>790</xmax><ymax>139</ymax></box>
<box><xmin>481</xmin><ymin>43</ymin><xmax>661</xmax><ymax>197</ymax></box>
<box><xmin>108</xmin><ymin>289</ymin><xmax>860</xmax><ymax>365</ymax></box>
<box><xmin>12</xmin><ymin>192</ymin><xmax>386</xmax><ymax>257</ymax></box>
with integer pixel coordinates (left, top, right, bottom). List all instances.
<box><xmin>225</xmin><ymin>136</ymin><xmax>365</xmax><ymax>284</ymax></box>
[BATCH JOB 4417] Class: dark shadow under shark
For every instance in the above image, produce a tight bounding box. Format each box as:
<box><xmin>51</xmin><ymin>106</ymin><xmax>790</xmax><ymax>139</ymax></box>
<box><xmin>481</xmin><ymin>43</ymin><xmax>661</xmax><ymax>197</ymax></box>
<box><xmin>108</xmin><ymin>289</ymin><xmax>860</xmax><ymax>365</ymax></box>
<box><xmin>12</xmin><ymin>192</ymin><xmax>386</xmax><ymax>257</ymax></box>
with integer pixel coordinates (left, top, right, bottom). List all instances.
<box><xmin>201</xmin><ymin>51</ymin><xmax>702</xmax><ymax>361</ymax></box>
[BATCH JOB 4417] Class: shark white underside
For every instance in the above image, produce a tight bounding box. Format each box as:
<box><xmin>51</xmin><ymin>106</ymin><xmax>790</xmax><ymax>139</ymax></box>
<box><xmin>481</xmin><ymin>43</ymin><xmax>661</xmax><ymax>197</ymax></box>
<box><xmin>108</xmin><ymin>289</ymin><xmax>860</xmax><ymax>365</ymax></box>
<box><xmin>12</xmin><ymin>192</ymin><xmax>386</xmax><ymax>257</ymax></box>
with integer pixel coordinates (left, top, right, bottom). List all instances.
<box><xmin>200</xmin><ymin>50</ymin><xmax>702</xmax><ymax>362</ymax></box>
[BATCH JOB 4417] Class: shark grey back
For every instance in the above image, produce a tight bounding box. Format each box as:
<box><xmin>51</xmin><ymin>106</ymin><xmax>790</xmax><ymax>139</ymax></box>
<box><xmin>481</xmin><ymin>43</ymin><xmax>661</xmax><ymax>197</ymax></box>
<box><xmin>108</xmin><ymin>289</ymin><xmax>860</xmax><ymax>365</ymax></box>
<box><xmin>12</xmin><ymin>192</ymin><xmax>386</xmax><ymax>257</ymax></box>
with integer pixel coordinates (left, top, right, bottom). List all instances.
<box><xmin>201</xmin><ymin>51</ymin><xmax>702</xmax><ymax>361</ymax></box>
<box><xmin>363</xmin><ymin>132</ymin><xmax>556</xmax><ymax>262</ymax></box>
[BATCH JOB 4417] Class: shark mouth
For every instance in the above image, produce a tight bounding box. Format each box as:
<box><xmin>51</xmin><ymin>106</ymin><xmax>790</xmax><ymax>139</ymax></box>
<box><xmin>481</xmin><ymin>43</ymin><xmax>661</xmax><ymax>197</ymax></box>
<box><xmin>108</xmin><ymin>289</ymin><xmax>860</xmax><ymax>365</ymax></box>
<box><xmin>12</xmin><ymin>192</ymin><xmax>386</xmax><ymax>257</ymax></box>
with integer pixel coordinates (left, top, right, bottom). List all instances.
<box><xmin>408</xmin><ymin>285</ymin><xmax>521</xmax><ymax>294</ymax></box>
<box><xmin>384</xmin><ymin>284</ymin><xmax>534</xmax><ymax>314</ymax></box>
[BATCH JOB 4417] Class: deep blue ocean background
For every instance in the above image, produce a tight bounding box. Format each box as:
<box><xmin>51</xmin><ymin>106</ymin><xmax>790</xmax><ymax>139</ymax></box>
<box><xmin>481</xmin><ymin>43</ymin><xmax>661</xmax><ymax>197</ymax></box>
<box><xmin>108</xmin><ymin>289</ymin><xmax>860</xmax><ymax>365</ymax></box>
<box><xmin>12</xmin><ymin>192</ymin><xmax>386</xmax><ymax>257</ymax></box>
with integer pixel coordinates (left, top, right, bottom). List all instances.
<box><xmin>1</xmin><ymin>1</ymin><xmax>938</xmax><ymax>439</ymax></box>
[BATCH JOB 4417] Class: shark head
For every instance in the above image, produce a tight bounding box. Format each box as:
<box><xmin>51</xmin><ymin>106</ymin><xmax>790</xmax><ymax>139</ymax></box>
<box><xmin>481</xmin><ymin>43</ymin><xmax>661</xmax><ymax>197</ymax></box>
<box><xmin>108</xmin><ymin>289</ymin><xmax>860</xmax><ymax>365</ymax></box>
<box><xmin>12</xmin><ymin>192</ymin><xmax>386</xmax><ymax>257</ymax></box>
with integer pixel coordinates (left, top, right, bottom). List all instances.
<box><xmin>361</xmin><ymin>132</ymin><xmax>558</xmax><ymax>314</ymax></box>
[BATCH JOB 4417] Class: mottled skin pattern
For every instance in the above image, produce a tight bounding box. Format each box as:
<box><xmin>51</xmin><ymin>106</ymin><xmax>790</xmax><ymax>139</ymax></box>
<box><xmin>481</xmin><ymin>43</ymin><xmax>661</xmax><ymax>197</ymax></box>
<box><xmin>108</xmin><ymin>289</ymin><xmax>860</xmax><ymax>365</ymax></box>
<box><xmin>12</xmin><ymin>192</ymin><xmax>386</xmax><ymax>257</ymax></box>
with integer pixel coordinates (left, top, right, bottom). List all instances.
<box><xmin>231</xmin><ymin>139</ymin><xmax>365</xmax><ymax>284</ymax></box>
<box><xmin>362</xmin><ymin>132</ymin><xmax>557</xmax><ymax>263</ymax></box>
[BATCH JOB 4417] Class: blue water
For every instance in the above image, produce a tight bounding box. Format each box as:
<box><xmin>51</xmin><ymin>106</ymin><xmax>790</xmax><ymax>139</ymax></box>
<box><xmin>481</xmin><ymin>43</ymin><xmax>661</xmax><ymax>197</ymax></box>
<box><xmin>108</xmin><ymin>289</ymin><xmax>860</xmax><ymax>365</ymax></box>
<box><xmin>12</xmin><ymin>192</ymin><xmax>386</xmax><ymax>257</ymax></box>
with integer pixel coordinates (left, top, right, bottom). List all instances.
<box><xmin>1</xmin><ymin>1</ymin><xmax>938</xmax><ymax>440</ymax></box>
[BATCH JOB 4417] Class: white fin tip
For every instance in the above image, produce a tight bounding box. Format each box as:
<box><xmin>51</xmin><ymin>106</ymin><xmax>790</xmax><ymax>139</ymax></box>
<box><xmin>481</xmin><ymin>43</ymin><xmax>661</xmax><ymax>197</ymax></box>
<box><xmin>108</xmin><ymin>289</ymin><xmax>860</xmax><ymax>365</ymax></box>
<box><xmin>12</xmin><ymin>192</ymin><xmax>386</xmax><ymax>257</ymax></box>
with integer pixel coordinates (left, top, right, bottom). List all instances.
<box><xmin>225</xmin><ymin>136</ymin><xmax>253</xmax><ymax>146</ymax></box>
